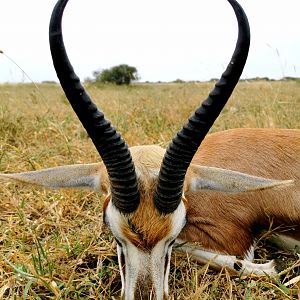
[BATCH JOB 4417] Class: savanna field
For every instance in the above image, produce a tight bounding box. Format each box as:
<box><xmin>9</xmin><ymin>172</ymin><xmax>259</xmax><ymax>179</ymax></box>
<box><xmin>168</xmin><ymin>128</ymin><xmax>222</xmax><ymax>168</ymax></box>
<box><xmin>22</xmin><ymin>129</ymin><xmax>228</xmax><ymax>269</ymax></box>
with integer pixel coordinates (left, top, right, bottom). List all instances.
<box><xmin>0</xmin><ymin>80</ymin><xmax>300</xmax><ymax>299</ymax></box>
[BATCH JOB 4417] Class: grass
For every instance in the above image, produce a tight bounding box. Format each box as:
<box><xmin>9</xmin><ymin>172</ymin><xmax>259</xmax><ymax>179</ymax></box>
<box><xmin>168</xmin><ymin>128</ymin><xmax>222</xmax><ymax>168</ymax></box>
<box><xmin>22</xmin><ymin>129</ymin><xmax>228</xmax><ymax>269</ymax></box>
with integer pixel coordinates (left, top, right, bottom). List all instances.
<box><xmin>0</xmin><ymin>80</ymin><xmax>299</xmax><ymax>299</ymax></box>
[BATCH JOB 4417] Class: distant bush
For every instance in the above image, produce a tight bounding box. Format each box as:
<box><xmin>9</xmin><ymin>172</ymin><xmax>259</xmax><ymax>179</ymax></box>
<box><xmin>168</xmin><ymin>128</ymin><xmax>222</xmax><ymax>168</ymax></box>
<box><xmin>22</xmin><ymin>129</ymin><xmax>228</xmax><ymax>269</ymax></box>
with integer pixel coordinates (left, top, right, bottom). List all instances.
<box><xmin>173</xmin><ymin>79</ymin><xmax>185</xmax><ymax>83</ymax></box>
<box><xmin>41</xmin><ymin>80</ymin><xmax>57</xmax><ymax>84</ymax></box>
<box><xmin>282</xmin><ymin>76</ymin><xmax>300</xmax><ymax>82</ymax></box>
<box><xmin>93</xmin><ymin>64</ymin><xmax>139</xmax><ymax>85</ymax></box>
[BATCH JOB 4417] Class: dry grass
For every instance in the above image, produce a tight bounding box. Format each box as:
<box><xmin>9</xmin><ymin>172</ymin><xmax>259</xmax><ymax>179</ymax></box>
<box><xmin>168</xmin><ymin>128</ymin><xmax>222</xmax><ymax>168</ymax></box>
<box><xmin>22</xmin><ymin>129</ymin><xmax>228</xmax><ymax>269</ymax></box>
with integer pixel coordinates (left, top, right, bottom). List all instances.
<box><xmin>0</xmin><ymin>80</ymin><xmax>299</xmax><ymax>299</ymax></box>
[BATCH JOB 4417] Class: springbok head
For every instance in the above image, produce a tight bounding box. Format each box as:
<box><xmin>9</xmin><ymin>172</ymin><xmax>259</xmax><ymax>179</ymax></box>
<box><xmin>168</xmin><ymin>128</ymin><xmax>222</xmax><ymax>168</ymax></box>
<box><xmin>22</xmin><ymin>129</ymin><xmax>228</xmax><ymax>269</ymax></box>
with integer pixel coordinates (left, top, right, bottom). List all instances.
<box><xmin>48</xmin><ymin>0</ymin><xmax>250</xmax><ymax>298</ymax></box>
<box><xmin>3</xmin><ymin>0</ymin><xmax>291</xmax><ymax>299</ymax></box>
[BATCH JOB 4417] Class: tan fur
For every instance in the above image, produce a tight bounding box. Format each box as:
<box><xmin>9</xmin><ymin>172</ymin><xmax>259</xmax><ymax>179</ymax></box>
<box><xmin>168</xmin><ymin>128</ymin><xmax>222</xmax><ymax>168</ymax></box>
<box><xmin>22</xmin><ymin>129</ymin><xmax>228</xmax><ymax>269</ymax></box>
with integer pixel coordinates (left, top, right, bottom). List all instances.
<box><xmin>179</xmin><ymin>128</ymin><xmax>300</xmax><ymax>256</ymax></box>
<box><xmin>120</xmin><ymin>146</ymin><xmax>172</xmax><ymax>251</ymax></box>
<box><xmin>120</xmin><ymin>199</ymin><xmax>172</xmax><ymax>251</ymax></box>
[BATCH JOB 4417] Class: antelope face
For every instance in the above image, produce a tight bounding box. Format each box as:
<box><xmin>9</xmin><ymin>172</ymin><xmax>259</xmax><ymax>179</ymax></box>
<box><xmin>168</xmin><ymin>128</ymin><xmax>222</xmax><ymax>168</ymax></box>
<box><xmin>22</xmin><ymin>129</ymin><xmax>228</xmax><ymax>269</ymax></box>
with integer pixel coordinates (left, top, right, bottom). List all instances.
<box><xmin>104</xmin><ymin>200</ymin><xmax>186</xmax><ymax>299</ymax></box>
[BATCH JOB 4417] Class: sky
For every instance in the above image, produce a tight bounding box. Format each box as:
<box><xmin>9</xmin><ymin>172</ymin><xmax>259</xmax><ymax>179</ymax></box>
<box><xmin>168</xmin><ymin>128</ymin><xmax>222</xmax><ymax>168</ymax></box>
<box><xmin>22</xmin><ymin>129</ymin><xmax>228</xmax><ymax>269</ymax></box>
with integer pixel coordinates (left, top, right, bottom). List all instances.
<box><xmin>0</xmin><ymin>0</ymin><xmax>299</xmax><ymax>83</ymax></box>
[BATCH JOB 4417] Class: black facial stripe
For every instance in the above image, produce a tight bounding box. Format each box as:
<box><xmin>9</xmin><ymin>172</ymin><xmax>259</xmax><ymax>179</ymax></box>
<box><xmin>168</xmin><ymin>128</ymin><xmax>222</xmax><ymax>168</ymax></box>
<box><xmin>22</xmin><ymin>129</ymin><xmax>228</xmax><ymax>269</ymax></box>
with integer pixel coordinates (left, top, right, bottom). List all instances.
<box><xmin>164</xmin><ymin>252</ymin><xmax>169</xmax><ymax>275</ymax></box>
<box><xmin>120</xmin><ymin>249</ymin><xmax>126</xmax><ymax>276</ymax></box>
<box><xmin>121</xmin><ymin>251</ymin><xmax>125</xmax><ymax>265</ymax></box>
<box><xmin>115</xmin><ymin>238</ymin><xmax>122</xmax><ymax>247</ymax></box>
<box><xmin>103</xmin><ymin>211</ymin><xmax>108</xmax><ymax>226</ymax></box>
<box><xmin>169</xmin><ymin>240</ymin><xmax>175</xmax><ymax>247</ymax></box>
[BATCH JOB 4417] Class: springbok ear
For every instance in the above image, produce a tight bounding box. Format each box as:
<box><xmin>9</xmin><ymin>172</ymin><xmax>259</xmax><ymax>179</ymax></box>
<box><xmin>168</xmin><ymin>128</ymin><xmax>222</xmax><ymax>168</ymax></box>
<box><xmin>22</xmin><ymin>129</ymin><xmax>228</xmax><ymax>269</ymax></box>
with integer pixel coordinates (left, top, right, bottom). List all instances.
<box><xmin>0</xmin><ymin>163</ymin><xmax>103</xmax><ymax>191</ymax></box>
<box><xmin>187</xmin><ymin>165</ymin><xmax>294</xmax><ymax>193</ymax></box>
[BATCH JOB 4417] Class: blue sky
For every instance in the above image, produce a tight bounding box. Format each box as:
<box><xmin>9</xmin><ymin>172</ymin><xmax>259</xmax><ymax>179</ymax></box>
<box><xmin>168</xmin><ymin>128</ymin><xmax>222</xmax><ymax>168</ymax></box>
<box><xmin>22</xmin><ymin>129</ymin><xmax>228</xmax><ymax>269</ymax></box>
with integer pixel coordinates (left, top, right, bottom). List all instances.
<box><xmin>0</xmin><ymin>0</ymin><xmax>299</xmax><ymax>83</ymax></box>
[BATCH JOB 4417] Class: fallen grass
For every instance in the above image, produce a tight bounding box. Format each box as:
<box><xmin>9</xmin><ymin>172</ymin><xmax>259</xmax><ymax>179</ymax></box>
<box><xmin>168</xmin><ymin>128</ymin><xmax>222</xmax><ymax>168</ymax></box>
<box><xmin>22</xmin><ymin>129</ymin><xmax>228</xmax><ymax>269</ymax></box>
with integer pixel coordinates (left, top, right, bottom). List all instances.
<box><xmin>0</xmin><ymin>80</ymin><xmax>299</xmax><ymax>299</ymax></box>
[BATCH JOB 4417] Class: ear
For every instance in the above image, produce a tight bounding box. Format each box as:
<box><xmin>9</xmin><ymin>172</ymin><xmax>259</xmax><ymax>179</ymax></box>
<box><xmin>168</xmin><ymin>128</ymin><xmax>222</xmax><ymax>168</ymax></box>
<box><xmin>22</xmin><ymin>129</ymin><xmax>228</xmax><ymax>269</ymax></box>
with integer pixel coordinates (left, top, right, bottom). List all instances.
<box><xmin>0</xmin><ymin>163</ymin><xmax>104</xmax><ymax>192</ymax></box>
<box><xmin>186</xmin><ymin>164</ymin><xmax>294</xmax><ymax>193</ymax></box>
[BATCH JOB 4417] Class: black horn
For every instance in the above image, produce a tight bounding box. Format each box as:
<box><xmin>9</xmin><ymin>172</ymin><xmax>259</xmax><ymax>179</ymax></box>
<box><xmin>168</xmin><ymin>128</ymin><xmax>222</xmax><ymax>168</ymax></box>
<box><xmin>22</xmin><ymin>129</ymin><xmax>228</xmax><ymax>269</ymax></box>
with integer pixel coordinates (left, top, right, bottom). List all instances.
<box><xmin>49</xmin><ymin>0</ymin><xmax>140</xmax><ymax>213</ymax></box>
<box><xmin>154</xmin><ymin>0</ymin><xmax>250</xmax><ymax>214</ymax></box>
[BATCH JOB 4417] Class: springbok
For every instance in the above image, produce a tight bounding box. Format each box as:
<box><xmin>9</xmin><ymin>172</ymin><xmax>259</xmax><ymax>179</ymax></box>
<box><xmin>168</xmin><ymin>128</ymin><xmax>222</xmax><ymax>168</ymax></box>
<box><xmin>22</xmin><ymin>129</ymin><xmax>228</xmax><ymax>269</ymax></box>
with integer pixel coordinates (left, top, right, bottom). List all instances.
<box><xmin>0</xmin><ymin>0</ymin><xmax>299</xmax><ymax>299</ymax></box>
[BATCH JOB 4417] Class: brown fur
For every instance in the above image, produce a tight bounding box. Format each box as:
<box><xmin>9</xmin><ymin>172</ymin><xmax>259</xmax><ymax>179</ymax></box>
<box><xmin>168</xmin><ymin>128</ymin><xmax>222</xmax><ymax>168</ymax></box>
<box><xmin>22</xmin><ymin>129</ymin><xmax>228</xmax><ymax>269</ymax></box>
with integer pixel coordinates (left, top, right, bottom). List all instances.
<box><xmin>120</xmin><ymin>173</ymin><xmax>172</xmax><ymax>251</ymax></box>
<box><xmin>120</xmin><ymin>198</ymin><xmax>172</xmax><ymax>251</ymax></box>
<box><xmin>110</xmin><ymin>146</ymin><xmax>173</xmax><ymax>251</ymax></box>
<box><xmin>179</xmin><ymin>128</ymin><xmax>300</xmax><ymax>256</ymax></box>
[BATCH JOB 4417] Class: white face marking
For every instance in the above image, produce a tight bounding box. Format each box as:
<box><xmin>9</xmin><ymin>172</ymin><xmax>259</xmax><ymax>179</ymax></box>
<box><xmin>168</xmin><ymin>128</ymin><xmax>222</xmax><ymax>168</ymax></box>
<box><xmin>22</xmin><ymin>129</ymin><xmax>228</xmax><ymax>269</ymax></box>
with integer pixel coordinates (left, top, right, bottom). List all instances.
<box><xmin>105</xmin><ymin>200</ymin><xmax>186</xmax><ymax>299</ymax></box>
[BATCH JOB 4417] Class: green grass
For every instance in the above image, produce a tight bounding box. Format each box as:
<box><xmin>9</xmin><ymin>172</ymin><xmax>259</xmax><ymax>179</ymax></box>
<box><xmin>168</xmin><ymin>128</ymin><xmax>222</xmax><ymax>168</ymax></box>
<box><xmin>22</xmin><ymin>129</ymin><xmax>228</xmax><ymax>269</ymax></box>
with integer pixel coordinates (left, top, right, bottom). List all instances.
<box><xmin>0</xmin><ymin>80</ymin><xmax>299</xmax><ymax>299</ymax></box>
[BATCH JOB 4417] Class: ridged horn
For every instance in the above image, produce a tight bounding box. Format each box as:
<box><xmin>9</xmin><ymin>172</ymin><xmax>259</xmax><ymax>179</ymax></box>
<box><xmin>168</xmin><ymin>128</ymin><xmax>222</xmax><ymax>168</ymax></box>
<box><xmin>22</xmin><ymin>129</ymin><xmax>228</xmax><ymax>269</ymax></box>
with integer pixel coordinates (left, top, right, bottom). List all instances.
<box><xmin>154</xmin><ymin>0</ymin><xmax>250</xmax><ymax>214</ymax></box>
<box><xmin>49</xmin><ymin>0</ymin><xmax>140</xmax><ymax>213</ymax></box>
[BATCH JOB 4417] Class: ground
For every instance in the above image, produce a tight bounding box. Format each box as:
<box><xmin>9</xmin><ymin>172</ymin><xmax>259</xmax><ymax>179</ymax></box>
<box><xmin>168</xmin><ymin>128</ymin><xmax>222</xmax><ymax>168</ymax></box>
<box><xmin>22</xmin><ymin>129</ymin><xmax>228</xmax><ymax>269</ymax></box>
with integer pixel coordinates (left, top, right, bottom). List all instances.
<box><xmin>0</xmin><ymin>80</ymin><xmax>299</xmax><ymax>299</ymax></box>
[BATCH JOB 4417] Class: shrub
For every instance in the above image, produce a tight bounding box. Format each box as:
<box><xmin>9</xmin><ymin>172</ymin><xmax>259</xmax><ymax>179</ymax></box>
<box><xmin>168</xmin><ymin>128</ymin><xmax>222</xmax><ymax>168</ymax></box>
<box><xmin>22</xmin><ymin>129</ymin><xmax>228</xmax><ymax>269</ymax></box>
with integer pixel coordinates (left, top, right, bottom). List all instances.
<box><xmin>94</xmin><ymin>64</ymin><xmax>139</xmax><ymax>85</ymax></box>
